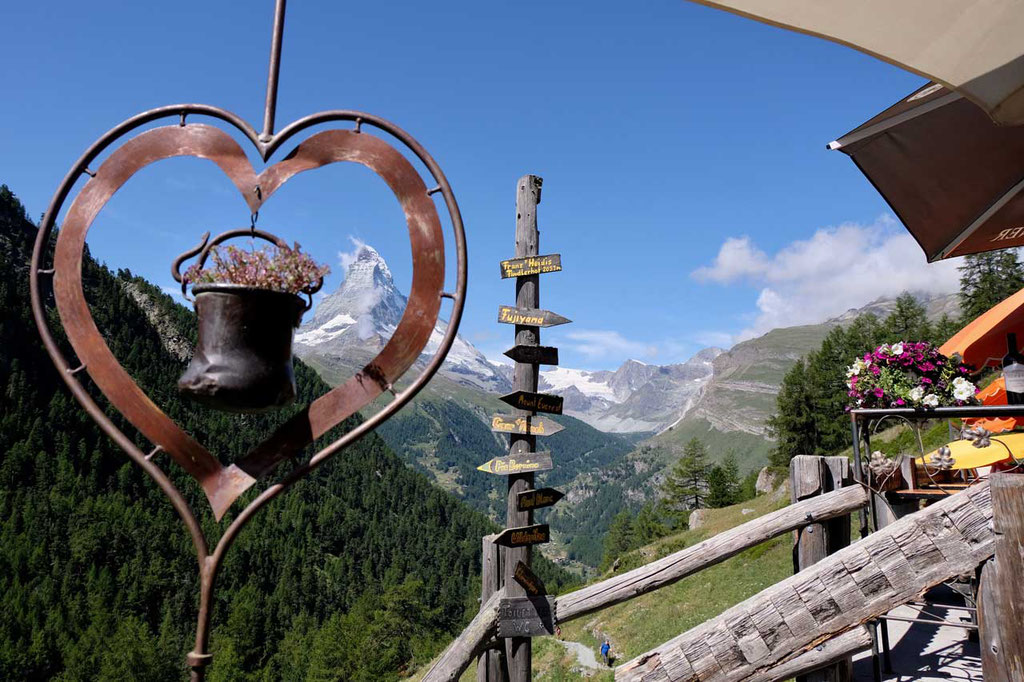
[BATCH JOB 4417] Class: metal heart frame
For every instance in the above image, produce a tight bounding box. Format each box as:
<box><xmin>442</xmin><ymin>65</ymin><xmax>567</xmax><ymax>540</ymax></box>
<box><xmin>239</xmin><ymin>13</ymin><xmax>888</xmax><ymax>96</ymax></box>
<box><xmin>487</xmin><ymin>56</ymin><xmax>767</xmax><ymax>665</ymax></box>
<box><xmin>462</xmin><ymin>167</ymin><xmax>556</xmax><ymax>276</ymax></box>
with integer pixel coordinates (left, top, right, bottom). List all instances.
<box><xmin>29</xmin><ymin>103</ymin><xmax>466</xmax><ymax>678</ymax></box>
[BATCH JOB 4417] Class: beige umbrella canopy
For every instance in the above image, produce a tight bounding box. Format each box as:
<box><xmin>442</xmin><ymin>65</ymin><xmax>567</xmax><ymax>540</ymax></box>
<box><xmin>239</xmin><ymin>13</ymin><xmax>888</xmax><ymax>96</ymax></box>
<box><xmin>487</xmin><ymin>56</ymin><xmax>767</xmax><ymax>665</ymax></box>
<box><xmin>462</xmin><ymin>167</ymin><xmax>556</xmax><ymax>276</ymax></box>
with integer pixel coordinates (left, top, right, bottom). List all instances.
<box><xmin>689</xmin><ymin>0</ymin><xmax>1024</xmax><ymax>125</ymax></box>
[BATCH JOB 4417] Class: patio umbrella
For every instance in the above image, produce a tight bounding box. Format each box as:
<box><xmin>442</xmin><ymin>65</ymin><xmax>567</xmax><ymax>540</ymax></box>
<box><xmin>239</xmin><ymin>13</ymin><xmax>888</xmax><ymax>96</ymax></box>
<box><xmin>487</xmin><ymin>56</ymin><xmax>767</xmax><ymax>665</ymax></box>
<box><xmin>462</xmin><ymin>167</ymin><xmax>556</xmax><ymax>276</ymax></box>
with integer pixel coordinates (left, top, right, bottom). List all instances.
<box><xmin>939</xmin><ymin>286</ymin><xmax>1024</xmax><ymax>368</ymax></box>
<box><xmin>688</xmin><ymin>0</ymin><xmax>1024</xmax><ymax>126</ymax></box>
<box><xmin>917</xmin><ymin>432</ymin><xmax>1024</xmax><ymax>470</ymax></box>
<box><xmin>828</xmin><ymin>81</ymin><xmax>1024</xmax><ymax>260</ymax></box>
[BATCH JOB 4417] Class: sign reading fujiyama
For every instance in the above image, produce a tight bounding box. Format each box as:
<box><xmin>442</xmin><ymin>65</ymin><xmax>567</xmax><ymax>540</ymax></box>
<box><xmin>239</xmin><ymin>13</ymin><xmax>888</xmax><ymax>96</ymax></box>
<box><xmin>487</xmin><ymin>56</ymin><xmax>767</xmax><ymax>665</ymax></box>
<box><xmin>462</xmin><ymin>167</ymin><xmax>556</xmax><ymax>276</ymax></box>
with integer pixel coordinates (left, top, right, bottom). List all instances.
<box><xmin>500</xmin><ymin>253</ymin><xmax>562</xmax><ymax>279</ymax></box>
<box><xmin>476</xmin><ymin>452</ymin><xmax>554</xmax><ymax>475</ymax></box>
<box><xmin>497</xmin><ymin>305</ymin><xmax>571</xmax><ymax>328</ymax></box>
<box><xmin>493</xmin><ymin>523</ymin><xmax>550</xmax><ymax>547</ymax></box>
<box><xmin>516</xmin><ymin>487</ymin><xmax>564</xmax><ymax>512</ymax></box>
<box><xmin>501</xmin><ymin>390</ymin><xmax>563</xmax><ymax>415</ymax></box>
<box><xmin>490</xmin><ymin>415</ymin><xmax>564</xmax><ymax>436</ymax></box>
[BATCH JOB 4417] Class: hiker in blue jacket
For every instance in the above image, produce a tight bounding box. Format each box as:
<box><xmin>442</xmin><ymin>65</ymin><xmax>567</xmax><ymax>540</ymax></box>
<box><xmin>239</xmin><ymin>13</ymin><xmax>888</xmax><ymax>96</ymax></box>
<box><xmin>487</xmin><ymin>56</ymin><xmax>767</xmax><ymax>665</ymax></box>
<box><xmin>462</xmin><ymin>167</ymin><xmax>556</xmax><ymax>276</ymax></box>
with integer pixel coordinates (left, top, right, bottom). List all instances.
<box><xmin>601</xmin><ymin>640</ymin><xmax>611</xmax><ymax>667</ymax></box>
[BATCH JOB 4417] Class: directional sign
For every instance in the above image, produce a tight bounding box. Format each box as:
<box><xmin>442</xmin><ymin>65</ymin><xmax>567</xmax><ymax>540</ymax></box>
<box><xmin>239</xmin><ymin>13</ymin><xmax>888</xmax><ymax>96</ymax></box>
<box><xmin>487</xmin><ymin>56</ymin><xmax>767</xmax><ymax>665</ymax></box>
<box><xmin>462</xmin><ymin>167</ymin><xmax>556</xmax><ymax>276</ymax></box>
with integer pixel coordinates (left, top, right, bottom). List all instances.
<box><xmin>512</xmin><ymin>561</ymin><xmax>547</xmax><ymax>597</ymax></box>
<box><xmin>493</xmin><ymin>523</ymin><xmax>550</xmax><ymax>548</ymax></box>
<box><xmin>476</xmin><ymin>452</ymin><xmax>554</xmax><ymax>475</ymax></box>
<box><xmin>500</xmin><ymin>254</ymin><xmax>562</xmax><ymax>279</ymax></box>
<box><xmin>504</xmin><ymin>344</ymin><xmax>559</xmax><ymax>366</ymax></box>
<box><xmin>501</xmin><ymin>390</ymin><xmax>563</xmax><ymax>415</ymax></box>
<box><xmin>490</xmin><ymin>415</ymin><xmax>564</xmax><ymax>437</ymax></box>
<box><xmin>497</xmin><ymin>596</ymin><xmax>556</xmax><ymax>638</ymax></box>
<box><xmin>517</xmin><ymin>487</ymin><xmax>564</xmax><ymax>512</ymax></box>
<box><xmin>497</xmin><ymin>305</ymin><xmax>571</xmax><ymax>328</ymax></box>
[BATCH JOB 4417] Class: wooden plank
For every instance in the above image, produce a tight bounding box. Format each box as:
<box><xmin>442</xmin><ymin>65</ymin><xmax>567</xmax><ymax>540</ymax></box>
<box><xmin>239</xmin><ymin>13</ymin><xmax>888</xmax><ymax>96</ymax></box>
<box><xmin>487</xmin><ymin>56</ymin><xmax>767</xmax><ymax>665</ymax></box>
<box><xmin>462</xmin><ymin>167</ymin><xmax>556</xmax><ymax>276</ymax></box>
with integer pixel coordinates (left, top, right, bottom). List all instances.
<box><xmin>490</xmin><ymin>414</ymin><xmax>564</xmax><ymax>437</ymax></box>
<box><xmin>478</xmin><ymin>536</ymin><xmax>506</xmax><ymax>682</ymax></box>
<box><xmin>745</xmin><ymin>626</ymin><xmax>872</xmax><ymax>682</ymax></box>
<box><xmin>497</xmin><ymin>596</ymin><xmax>556</xmax><ymax>638</ymax></box>
<box><xmin>554</xmin><ymin>485</ymin><xmax>869</xmax><ymax>624</ymax></box>
<box><xmin>512</xmin><ymin>560</ymin><xmax>546</xmax><ymax>597</ymax></box>
<box><xmin>497</xmin><ymin>305</ymin><xmax>571</xmax><ymax>328</ymax></box>
<box><xmin>422</xmin><ymin>589</ymin><xmax>504</xmax><ymax>682</ymax></box>
<box><xmin>500</xmin><ymin>253</ymin><xmax>562</xmax><ymax>278</ymax></box>
<box><xmin>503</xmin><ymin>344</ymin><xmax>558</xmax><ymax>365</ymax></box>
<box><xmin>615</xmin><ymin>481</ymin><xmax>996</xmax><ymax>681</ymax></box>
<box><xmin>500</xmin><ymin>390</ymin><xmax>563</xmax><ymax>415</ymax></box>
<box><xmin>476</xmin><ymin>452</ymin><xmax>553</xmax><ymax>476</ymax></box>
<box><xmin>986</xmin><ymin>473</ymin><xmax>1024</xmax><ymax>681</ymax></box>
<box><xmin>493</xmin><ymin>524</ymin><xmax>550</xmax><ymax>548</ymax></box>
<box><xmin>978</xmin><ymin>559</ymin><xmax>1010</xmax><ymax>682</ymax></box>
<box><xmin>516</xmin><ymin>487</ymin><xmax>564</xmax><ymax>512</ymax></box>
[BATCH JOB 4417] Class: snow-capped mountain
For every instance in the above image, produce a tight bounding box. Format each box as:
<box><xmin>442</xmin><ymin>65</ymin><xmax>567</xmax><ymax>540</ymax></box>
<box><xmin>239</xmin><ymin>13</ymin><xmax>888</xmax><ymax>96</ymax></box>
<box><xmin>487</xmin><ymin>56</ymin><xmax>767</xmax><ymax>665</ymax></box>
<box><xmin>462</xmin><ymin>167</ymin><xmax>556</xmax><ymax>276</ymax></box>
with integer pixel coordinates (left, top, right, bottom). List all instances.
<box><xmin>294</xmin><ymin>244</ymin><xmax>510</xmax><ymax>392</ymax></box>
<box><xmin>538</xmin><ymin>351</ymin><xmax>722</xmax><ymax>433</ymax></box>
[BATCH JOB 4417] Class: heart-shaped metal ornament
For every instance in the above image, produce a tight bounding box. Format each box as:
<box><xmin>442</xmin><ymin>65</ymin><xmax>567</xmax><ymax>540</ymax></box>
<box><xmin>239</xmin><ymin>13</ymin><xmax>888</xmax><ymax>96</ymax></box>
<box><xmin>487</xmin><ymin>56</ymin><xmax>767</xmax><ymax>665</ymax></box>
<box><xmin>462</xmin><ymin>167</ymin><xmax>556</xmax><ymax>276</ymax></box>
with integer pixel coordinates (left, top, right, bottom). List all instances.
<box><xmin>32</xmin><ymin>110</ymin><xmax>466</xmax><ymax>521</ymax></box>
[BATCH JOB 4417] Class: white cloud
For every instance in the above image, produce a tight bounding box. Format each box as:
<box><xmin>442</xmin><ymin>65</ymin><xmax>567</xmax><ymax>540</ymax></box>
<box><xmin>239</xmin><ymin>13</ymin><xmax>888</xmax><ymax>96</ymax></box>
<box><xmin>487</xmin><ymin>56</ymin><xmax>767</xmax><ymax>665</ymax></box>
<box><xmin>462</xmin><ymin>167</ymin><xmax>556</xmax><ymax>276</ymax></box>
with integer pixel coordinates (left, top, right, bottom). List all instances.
<box><xmin>337</xmin><ymin>236</ymin><xmax>368</xmax><ymax>274</ymax></box>
<box><xmin>562</xmin><ymin>329</ymin><xmax>658</xmax><ymax>361</ymax></box>
<box><xmin>692</xmin><ymin>217</ymin><xmax>961</xmax><ymax>341</ymax></box>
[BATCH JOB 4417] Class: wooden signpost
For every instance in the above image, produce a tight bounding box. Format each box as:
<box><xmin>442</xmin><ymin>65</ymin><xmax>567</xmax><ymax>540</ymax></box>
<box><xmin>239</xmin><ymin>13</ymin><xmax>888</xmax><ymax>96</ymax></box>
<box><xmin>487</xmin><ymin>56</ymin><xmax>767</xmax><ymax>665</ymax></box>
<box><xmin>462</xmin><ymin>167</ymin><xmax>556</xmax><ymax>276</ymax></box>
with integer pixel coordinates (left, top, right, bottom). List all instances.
<box><xmin>493</xmin><ymin>524</ymin><xmax>551</xmax><ymax>548</ymax></box>
<box><xmin>500</xmin><ymin>254</ymin><xmax>562</xmax><ymax>279</ymax></box>
<box><xmin>497</xmin><ymin>305</ymin><xmax>571</xmax><ymax>328</ymax></box>
<box><xmin>500</xmin><ymin>390</ymin><xmax>563</xmax><ymax>415</ymax></box>
<box><xmin>476</xmin><ymin>453</ymin><xmax>554</xmax><ymax>475</ymax></box>
<box><xmin>516</xmin><ymin>487</ymin><xmax>564</xmax><ymax>512</ymax></box>
<box><xmin>512</xmin><ymin>560</ymin><xmax>547</xmax><ymax>597</ymax></box>
<box><xmin>496</xmin><ymin>596</ymin><xmax>556</xmax><ymax>638</ymax></box>
<box><xmin>478</xmin><ymin>174</ymin><xmax>570</xmax><ymax>682</ymax></box>
<box><xmin>504</xmin><ymin>345</ymin><xmax>558</xmax><ymax>366</ymax></box>
<box><xmin>490</xmin><ymin>414</ymin><xmax>564</xmax><ymax>436</ymax></box>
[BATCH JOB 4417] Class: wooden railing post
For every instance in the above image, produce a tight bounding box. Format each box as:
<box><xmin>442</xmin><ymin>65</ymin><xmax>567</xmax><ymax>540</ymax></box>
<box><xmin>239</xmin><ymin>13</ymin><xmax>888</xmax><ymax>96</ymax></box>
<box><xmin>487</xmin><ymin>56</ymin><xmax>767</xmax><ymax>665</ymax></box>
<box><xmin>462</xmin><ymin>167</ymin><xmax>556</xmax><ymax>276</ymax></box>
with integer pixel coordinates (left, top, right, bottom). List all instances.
<box><xmin>790</xmin><ymin>455</ymin><xmax>853</xmax><ymax>682</ymax></box>
<box><xmin>478</xmin><ymin>535</ymin><xmax>506</xmax><ymax>682</ymax></box>
<box><xmin>979</xmin><ymin>473</ymin><xmax>1024</xmax><ymax>682</ymax></box>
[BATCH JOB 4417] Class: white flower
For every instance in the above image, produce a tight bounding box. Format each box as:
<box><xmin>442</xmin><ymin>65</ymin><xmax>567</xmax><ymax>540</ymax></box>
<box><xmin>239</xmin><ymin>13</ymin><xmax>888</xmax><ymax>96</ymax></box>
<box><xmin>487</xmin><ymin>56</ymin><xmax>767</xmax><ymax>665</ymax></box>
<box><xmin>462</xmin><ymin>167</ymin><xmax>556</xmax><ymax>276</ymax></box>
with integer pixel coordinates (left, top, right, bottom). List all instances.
<box><xmin>879</xmin><ymin>343</ymin><xmax>891</xmax><ymax>355</ymax></box>
<box><xmin>909</xmin><ymin>386</ymin><xmax>924</xmax><ymax>402</ymax></box>
<box><xmin>952</xmin><ymin>376</ymin><xmax>971</xmax><ymax>388</ymax></box>
<box><xmin>891</xmin><ymin>342</ymin><xmax>904</xmax><ymax>355</ymax></box>
<box><xmin>922</xmin><ymin>394</ymin><xmax>939</xmax><ymax>407</ymax></box>
<box><xmin>953</xmin><ymin>382</ymin><xmax>976</xmax><ymax>401</ymax></box>
<box><xmin>846</xmin><ymin>358</ymin><xmax>866</xmax><ymax>377</ymax></box>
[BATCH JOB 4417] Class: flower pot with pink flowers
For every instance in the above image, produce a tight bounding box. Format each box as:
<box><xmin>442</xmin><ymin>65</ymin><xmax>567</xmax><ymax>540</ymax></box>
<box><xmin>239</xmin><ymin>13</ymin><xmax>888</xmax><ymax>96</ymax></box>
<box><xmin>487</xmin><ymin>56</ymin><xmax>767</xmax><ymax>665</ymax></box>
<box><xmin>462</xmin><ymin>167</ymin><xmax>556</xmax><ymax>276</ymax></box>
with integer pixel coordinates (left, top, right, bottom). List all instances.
<box><xmin>845</xmin><ymin>341</ymin><xmax>979</xmax><ymax>410</ymax></box>
<box><xmin>174</xmin><ymin>231</ymin><xmax>330</xmax><ymax>412</ymax></box>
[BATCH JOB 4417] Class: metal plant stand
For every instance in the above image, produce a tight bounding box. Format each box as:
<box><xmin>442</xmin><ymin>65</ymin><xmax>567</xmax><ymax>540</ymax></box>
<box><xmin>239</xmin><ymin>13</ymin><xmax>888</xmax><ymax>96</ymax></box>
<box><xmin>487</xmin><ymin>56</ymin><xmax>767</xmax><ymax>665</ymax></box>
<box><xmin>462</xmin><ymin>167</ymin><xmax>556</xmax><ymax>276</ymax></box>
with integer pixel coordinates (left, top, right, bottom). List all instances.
<box><xmin>28</xmin><ymin>1</ymin><xmax>467</xmax><ymax>678</ymax></box>
<box><xmin>850</xmin><ymin>404</ymin><xmax>1024</xmax><ymax>682</ymax></box>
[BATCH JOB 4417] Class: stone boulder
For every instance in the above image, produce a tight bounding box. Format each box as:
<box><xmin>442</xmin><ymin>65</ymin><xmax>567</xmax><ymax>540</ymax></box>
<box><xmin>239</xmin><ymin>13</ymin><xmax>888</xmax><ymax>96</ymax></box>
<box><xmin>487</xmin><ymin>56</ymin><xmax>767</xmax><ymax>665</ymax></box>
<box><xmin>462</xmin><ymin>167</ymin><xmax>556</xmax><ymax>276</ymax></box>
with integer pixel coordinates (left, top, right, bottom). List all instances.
<box><xmin>755</xmin><ymin>466</ymin><xmax>783</xmax><ymax>496</ymax></box>
<box><xmin>688</xmin><ymin>508</ymin><xmax>708</xmax><ymax>530</ymax></box>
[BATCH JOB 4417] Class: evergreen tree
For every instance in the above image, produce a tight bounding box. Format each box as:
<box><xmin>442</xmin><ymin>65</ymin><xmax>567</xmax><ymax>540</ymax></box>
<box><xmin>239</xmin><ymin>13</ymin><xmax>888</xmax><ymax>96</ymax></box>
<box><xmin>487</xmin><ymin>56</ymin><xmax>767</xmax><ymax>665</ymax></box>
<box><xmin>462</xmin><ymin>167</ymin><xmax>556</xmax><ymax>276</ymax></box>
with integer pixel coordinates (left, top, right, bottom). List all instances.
<box><xmin>633</xmin><ymin>503</ymin><xmax>667</xmax><ymax>545</ymax></box>
<box><xmin>707</xmin><ymin>452</ymin><xmax>740</xmax><ymax>508</ymax></box>
<box><xmin>661</xmin><ymin>438</ymin><xmax>710</xmax><ymax>513</ymax></box>
<box><xmin>599</xmin><ymin>511</ymin><xmax>636</xmax><ymax>572</ymax></box>
<box><xmin>959</xmin><ymin>250</ymin><xmax>1024</xmax><ymax>321</ymax></box>
<box><xmin>881</xmin><ymin>293</ymin><xmax>931</xmax><ymax>342</ymax></box>
<box><xmin>766</xmin><ymin>359</ymin><xmax>815</xmax><ymax>467</ymax></box>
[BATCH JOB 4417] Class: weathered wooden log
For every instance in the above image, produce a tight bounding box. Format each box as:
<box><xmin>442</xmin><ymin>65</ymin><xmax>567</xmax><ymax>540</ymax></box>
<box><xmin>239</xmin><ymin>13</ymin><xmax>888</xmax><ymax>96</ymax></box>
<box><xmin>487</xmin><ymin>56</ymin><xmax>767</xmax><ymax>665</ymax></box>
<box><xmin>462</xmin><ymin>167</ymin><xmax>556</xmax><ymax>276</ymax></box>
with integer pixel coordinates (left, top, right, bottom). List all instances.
<box><xmin>746</xmin><ymin>626</ymin><xmax>871</xmax><ymax>682</ymax></box>
<box><xmin>980</xmin><ymin>473</ymin><xmax>1024</xmax><ymax>680</ymax></box>
<box><xmin>555</xmin><ymin>485</ymin><xmax>869</xmax><ymax>624</ymax></box>
<box><xmin>423</xmin><ymin>590</ymin><xmax>504</xmax><ymax>682</ymax></box>
<box><xmin>978</xmin><ymin>559</ymin><xmax>1008</xmax><ymax>682</ymax></box>
<box><xmin>616</xmin><ymin>481</ymin><xmax>994</xmax><ymax>681</ymax></box>
<box><xmin>478</xmin><ymin>535</ymin><xmax>506</xmax><ymax>682</ymax></box>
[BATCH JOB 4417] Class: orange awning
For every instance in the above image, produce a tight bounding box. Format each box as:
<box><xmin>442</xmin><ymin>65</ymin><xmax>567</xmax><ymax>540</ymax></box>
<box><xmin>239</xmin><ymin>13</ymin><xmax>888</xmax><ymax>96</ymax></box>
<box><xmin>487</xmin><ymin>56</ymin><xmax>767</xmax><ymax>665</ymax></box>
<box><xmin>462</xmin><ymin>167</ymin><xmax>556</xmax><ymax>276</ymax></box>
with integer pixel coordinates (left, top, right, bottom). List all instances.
<box><xmin>963</xmin><ymin>377</ymin><xmax>1022</xmax><ymax>433</ymax></box>
<box><xmin>939</xmin><ymin>287</ymin><xmax>1024</xmax><ymax>369</ymax></box>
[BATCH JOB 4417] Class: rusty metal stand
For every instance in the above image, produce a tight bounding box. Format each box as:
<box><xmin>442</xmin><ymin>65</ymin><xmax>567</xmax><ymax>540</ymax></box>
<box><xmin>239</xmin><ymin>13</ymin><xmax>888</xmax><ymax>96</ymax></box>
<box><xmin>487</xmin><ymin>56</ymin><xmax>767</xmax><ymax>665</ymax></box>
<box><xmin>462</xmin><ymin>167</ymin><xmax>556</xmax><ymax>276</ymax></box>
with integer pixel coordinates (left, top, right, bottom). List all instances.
<box><xmin>29</xmin><ymin>2</ymin><xmax>467</xmax><ymax>678</ymax></box>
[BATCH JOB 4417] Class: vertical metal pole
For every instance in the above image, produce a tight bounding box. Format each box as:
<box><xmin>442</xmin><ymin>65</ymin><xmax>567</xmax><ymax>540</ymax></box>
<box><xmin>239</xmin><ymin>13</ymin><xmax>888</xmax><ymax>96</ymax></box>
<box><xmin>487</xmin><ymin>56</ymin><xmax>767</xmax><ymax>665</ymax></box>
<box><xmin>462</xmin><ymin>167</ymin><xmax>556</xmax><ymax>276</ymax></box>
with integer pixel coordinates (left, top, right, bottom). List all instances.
<box><xmin>261</xmin><ymin>0</ymin><xmax>288</xmax><ymax>142</ymax></box>
<box><xmin>504</xmin><ymin>174</ymin><xmax>542</xmax><ymax>682</ymax></box>
<box><xmin>850</xmin><ymin>415</ymin><xmax>869</xmax><ymax>540</ymax></box>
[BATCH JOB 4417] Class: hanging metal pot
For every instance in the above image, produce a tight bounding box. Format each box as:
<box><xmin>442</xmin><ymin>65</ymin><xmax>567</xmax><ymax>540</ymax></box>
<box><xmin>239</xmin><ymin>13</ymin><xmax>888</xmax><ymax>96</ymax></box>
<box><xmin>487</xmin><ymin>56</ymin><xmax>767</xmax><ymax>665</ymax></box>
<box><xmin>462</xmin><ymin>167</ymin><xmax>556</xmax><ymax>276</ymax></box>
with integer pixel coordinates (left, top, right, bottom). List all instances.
<box><xmin>172</xmin><ymin>227</ymin><xmax>322</xmax><ymax>413</ymax></box>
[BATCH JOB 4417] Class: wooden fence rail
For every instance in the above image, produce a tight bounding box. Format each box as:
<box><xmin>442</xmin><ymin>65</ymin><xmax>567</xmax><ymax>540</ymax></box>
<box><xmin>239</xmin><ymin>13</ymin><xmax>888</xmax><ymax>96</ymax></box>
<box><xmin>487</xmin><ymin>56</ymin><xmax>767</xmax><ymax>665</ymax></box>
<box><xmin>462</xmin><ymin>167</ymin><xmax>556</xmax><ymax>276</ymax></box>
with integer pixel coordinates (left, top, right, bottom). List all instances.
<box><xmin>421</xmin><ymin>484</ymin><xmax>869</xmax><ymax>682</ymax></box>
<box><xmin>616</xmin><ymin>480</ymin><xmax>994</xmax><ymax>681</ymax></box>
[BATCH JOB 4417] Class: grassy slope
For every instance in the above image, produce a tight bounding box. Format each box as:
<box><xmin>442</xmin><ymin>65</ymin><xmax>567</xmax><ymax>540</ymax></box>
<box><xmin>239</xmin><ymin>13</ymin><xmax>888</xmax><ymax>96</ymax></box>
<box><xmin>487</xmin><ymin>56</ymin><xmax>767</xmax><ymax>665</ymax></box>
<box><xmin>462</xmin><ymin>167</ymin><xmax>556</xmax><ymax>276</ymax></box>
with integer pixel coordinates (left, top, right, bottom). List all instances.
<box><xmin>534</xmin><ymin>490</ymin><xmax>792</xmax><ymax>679</ymax></box>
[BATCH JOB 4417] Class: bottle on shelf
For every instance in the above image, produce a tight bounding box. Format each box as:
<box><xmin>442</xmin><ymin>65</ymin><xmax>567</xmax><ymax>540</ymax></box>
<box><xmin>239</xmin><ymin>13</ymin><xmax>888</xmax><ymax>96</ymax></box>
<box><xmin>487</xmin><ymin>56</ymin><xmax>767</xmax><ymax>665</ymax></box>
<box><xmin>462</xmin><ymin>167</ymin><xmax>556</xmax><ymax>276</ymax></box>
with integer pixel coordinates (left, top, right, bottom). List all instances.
<box><xmin>1002</xmin><ymin>332</ymin><xmax>1024</xmax><ymax>405</ymax></box>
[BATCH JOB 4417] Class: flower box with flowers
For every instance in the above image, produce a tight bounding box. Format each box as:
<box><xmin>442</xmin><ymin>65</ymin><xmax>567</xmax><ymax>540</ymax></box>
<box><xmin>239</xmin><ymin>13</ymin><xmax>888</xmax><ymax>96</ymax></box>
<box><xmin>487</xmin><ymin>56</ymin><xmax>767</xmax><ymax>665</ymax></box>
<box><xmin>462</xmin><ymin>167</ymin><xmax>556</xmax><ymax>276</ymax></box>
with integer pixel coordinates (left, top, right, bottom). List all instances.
<box><xmin>846</xmin><ymin>341</ymin><xmax>978</xmax><ymax>410</ymax></box>
<box><xmin>176</xmin><ymin>240</ymin><xmax>330</xmax><ymax>412</ymax></box>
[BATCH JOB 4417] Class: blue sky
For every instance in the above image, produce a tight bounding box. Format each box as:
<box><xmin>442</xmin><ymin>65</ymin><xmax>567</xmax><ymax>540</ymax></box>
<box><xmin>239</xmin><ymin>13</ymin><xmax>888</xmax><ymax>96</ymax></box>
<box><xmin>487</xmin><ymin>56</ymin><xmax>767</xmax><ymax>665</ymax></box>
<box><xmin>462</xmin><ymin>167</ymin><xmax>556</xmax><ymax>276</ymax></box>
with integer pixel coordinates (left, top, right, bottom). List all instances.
<box><xmin>1</xmin><ymin>0</ymin><xmax>961</xmax><ymax>370</ymax></box>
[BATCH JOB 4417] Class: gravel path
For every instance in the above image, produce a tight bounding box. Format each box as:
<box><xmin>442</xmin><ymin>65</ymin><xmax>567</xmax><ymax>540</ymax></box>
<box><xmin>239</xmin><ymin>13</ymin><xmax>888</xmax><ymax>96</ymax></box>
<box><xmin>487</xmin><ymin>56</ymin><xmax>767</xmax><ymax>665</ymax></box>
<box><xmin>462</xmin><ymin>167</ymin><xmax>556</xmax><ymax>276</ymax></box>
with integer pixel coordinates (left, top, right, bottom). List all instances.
<box><xmin>556</xmin><ymin>639</ymin><xmax>604</xmax><ymax>670</ymax></box>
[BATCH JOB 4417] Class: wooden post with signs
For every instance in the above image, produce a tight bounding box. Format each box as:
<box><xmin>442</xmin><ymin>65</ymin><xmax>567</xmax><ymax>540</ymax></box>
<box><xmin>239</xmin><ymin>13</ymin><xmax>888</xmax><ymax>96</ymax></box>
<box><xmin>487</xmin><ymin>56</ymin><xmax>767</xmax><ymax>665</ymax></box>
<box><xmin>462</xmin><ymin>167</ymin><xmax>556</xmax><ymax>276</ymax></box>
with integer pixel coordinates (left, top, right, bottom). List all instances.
<box><xmin>504</xmin><ymin>174</ymin><xmax>543</xmax><ymax>682</ymax></box>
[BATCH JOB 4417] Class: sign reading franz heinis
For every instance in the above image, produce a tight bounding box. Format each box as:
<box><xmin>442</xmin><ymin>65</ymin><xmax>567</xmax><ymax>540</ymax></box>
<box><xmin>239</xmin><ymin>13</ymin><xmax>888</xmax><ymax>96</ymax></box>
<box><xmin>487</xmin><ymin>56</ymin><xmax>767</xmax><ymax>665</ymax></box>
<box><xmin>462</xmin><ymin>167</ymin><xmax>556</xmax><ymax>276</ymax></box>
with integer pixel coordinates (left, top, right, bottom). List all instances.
<box><xmin>500</xmin><ymin>390</ymin><xmax>563</xmax><ymax>415</ymax></box>
<box><xmin>497</xmin><ymin>596</ymin><xmax>556</xmax><ymax>638</ymax></box>
<box><xmin>500</xmin><ymin>253</ymin><xmax>562</xmax><ymax>279</ymax></box>
<box><xmin>476</xmin><ymin>452</ymin><xmax>554</xmax><ymax>475</ymax></box>
<box><xmin>497</xmin><ymin>305</ymin><xmax>571</xmax><ymax>328</ymax></box>
<box><xmin>493</xmin><ymin>523</ymin><xmax>550</xmax><ymax>548</ymax></box>
<box><xmin>516</xmin><ymin>487</ymin><xmax>564</xmax><ymax>512</ymax></box>
<box><xmin>490</xmin><ymin>415</ymin><xmax>564</xmax><ymax>436</ymax></box>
